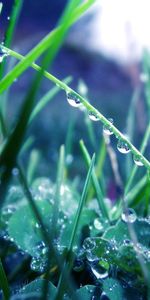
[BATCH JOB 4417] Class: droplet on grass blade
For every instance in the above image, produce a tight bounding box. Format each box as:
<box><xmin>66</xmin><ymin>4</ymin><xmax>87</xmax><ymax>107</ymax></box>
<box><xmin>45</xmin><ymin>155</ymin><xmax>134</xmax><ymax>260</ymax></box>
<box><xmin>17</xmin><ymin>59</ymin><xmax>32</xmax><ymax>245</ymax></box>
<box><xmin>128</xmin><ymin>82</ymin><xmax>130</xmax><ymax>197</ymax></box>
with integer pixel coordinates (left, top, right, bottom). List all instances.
<box><xmin>88</xmin><ymin>111</ymin><xmax>99</xmax><ymax>121</ymax></box>
<box><xmin>83</xmin><ymin>238</ymin><xmax>96</xmax><ymax>250</ymax></box>
<box><xmin>117</xmin><ymin>140</ymin><xmax>130</xmax><ymax>154</ymax></box>
<box><xmin>133</xmin><ymin>155</ymin><xmax>144</xmax><ymax>166</ymax></box>
<box><xmin>121</xmin><ymin>208</ymin><xmax>137</xmax><ymax>223</ymax></box>
<box><xmin>66</xmin><ymin>92</ymin><xmax>81</xmax><ymax>107</ymax></box>
<box><xmin>103</xmin><ymin>118</ymin><xmax>113</xmax><ymax>135</ymax></box>
<box><xmin>0</xmin><ymin>46</ymin><xmax>9</xmax><ymax>63</ymax></box>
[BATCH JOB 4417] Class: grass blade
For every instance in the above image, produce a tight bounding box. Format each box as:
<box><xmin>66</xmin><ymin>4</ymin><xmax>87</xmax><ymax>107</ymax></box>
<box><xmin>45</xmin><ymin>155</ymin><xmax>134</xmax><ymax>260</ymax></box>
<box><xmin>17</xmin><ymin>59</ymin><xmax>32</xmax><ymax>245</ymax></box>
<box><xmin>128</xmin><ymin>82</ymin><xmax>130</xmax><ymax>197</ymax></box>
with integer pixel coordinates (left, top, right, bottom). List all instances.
<box><xmin>0</xmin><ymin>258</ymin><xmax>10</xmax><ymax>300</ymax></box>
<box><xmin>0</xmin><ymin>0</ymin><xmax>96</xmax><ymax>94</ymax></box>
<box><xmin>52</xmin><ymin>145</ymin><xmax>65</xmax><ymax>239</ymax></box>
<box><xmin>27</xmin><ymin>149</ymin><xmax>41</xmax><ymax>185</ymax></box>
<box><xmin>29</xmin><ymin>76</ymin><xmax>72</xmax><ymax>124</ymax></box>
<box><xmin>80</xmin><ymin>140</ymin><xmax>109</xmax><ymax>220</ymax></box>
<box><xmin>55</xmin><ymin>154</ymin><xmax>95</xmax><ymax>300</ymax></box>
<box><xmin>125</xmin><ymin>122</ymin><xmax>150</xmax><ymax>194</ymax></box>
<box><xmin>4</xmin><ymin>48</ymin><xmax>150</xmax><ymax>171</ymax></box>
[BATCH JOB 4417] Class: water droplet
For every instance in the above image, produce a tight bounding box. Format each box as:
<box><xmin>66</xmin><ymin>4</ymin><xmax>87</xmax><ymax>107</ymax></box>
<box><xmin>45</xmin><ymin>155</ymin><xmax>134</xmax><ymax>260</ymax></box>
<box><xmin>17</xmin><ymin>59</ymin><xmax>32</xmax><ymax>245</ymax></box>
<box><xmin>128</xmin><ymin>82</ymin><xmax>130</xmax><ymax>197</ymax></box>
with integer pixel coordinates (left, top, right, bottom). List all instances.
<box><xmin>133</xmin><ymin>155</ymin><xmax>144</xmax><ymax>166</ymax></box>
<box><xmin>0</xmin><ymin>46</ymin><xmax>8</xmax><ymax>63</ymax></box>
<box><xmin>88</xmin><ymin>111</ymin><xmax>99</xmax><ymax>121</ymax></box>
<box><xmin>30</xmin><ymin>256</ymin><xmax>46</xmax><ymax>272</ymax></box>
<box><xmin>73</xmin><ymin>259</ymin><xmax>84</xmax><ymax>272</ymax></box>
<box><xmin>117</xmin><ymin>140</ymin><xmax>130</xmax><ymax>154</ymax></box>
<box><xmin>66</xmin><ymin>154</ymin><xmax>73</xmax><ymax>165</ymax></box>
<box><xmin>12</xmin><ymin>168</ymin><xmax>19</xmax><ymax>176</ymax></box>
<box><xmin>100</xmin><ymin>292</ymin><xmax>110</xmax><ymax>300</ymax></box>
<box><xmin>91</xmin><ymin>260</ymin><xmax>109</xmax><ymax>280</ymax></box>
<box><xmin>83</xmin><ymin>238</ymin><xmax>96</xmax><ymax>250</ymax></box>
<box><xmin>121</xmin><ymin>208</ymin><xmax>137</xmax><ymax>223</ymax></box>
<box><xmin>86</xmin><ymin>250</ymin><xmax>98</xmax><ymax>262</ymax></box>
<box><xmin>66</xmin><ymin>92</ymin><xmax>81</xmax><ymax>107</ymax></box>
<box><xmin>1</xmin><ymin>204</ymin><xmax>16</xmax><ymax>224</ymax></box>
<box><xmin>123</xmin><ymin>239</ymin><xmax>133</xmax><ymax>246</ymax></box>
<box><xmin>94</xmin><ymin>218</ymin><xmax>103</xmax><ymax>231</ymax></box>
<box><xmin>103</xmin><ymin>118</ymin><xmax>113</xmax><ymax>135</ymax></box>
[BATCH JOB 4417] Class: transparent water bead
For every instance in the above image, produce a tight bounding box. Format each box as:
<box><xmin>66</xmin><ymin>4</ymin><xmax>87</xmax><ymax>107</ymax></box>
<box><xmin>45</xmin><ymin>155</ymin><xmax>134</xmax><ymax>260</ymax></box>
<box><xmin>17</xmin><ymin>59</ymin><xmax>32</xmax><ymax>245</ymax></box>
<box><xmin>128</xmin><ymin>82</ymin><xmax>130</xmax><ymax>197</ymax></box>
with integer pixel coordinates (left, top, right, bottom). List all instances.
<box><xmin>1</xmin><ymin>204</ymin><xmax>16</xmax><ymax>224</ymax></box>
<box><xmin>94</xmin><ymin>218</ymin><xmax>103</xmax><ymax>231</ymax></box>
<box><xmin>121</xmin><ymin>208</ymin><xmax>137</xmax><ymax>223</ymax></box>
<box><xmin>0</xmin><ymin>46</ymin><xmax>9</xmax><ymax>63</ymax></box>
<box><xmin>91</xmin><ymin>260</ymin><xmax>109</xmax><ymax>280</ymax></box>
<box><xmin>133</xmin><ymin>155</ymin><xmax>144</xmax><ymax>166</ymax></box>
<box><xmin>30</xmin><ymin>256</ymin><xmax>46</xmax><ymax>273</ymax></box>
<box><xmin>89</xmin><ymin>111</ymin><xmax>99</xmax><ymax>121</ymax></box>
<box><xmin>66</xmin><ymin>92</ymin><xmax>81</xmax><ymax>107</ymax></box>
<box><xmin>83</xmin><ymin>238</ymin><xmax>96</xmax><ymax>251</ymax></box>
<box><xmin>103</xmin><ymin>118</ymin><xmax>113</xmax><ymax>135</ymax></box>
<box><xmin>117</xmin><ymin>140</ymin><xmax>130</xmax><ymax>154</ymax></box>
<box><xmin>100</xmin><ymin>292</ymin><xmax>110</xmax><ymax>300</ymax></box>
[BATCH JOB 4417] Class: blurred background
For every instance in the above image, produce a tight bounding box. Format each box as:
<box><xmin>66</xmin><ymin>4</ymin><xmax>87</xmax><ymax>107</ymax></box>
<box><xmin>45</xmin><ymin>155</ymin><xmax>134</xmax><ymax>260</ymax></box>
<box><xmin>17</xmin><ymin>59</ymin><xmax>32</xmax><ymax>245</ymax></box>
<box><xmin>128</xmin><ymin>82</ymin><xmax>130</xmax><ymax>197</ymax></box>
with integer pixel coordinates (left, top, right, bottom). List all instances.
<box><xmin>0</xmin><ymin>0</ymin><xmax>149</xmax><ymax>196</ymax></box>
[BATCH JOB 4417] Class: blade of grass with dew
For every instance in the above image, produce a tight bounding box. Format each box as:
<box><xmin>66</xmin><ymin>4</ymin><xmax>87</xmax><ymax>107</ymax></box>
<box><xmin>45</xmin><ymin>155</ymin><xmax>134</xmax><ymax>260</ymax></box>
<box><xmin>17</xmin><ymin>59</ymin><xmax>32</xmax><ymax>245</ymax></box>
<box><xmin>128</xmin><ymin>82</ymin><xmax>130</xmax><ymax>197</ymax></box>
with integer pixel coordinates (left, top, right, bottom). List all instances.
<box><xmin>0</xmin><ymin>258</ymin><xmax>10</xmax><ymax>300</ymax></box>
<box><xmin>125</xmin><ymin>87</ymin><xmax>140</xmax><ymax>176</ymax></box>
<box><xmin>52</xmin><ymin>145</ymin><xmax>65</xmax><ymax>240</ymax></box>
<box><xmin>17</xmin><ymin>165</ymin><xmax>78</xmax><ymax>300</ymax></box>
<box><xmin>80</xmin><ymin>140</ymin><xmax>109</xmax><ymax>220</ymax></box>
<box><xmin>29</xmin><ymin>76</ymin><xmax>72</xmax><ymax>124</ymax></box>
<box><xmin>27</xmin><ymin>149</ymin><xmax>41</xmax><ymax>185</ymax></box>
<box><xmin>0</xmin><ymin>0</ymin><xmax>96</xmax><ymax>94</ymax></box>
<box><xmin>55</xmin><ymin>154</ymin><xmax>95</xmax><ymax>300</ymax></box>
<box><xmin>78</xmin><ymin>79</ymin><xmax>96</xmax><ymax>149</ymax></box>
<box><xmin>4</xmin><ymin>49</ymin><xmax>150</xmax><ymax>171</ymax></box>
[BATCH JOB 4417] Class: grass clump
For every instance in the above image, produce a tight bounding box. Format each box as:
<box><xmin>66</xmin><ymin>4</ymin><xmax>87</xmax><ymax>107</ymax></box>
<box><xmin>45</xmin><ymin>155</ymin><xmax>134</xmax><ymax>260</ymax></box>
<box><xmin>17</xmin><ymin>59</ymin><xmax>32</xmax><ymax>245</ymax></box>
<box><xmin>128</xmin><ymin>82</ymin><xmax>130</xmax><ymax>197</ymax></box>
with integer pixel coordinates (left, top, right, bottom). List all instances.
<box><xmin>0</xmin><ymin>1</ymin><xmax>150</xmax><ymax>300</ymax></box>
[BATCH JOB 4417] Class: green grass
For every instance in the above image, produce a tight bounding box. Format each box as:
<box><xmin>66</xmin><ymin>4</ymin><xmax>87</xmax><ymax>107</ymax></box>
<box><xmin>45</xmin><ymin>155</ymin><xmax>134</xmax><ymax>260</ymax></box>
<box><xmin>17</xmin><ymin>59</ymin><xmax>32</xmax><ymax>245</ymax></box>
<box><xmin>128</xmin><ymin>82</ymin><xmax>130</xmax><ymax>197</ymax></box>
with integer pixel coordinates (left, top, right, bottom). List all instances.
<box><xmin>0</xmin><ymin>0</ymin><xmax>150</xmax><ymax>299</ymax></box>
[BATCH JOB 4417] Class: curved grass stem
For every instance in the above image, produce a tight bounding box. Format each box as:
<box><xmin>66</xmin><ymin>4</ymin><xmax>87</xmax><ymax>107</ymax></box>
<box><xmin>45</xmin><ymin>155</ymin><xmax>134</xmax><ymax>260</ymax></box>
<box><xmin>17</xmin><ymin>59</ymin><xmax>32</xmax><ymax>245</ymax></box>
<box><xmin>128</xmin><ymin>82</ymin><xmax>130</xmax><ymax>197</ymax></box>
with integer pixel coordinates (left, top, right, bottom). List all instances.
<box><xmin>3</xmin><ymin>46</ymin><xmax>150</xmax><ymax>172</ymax></box>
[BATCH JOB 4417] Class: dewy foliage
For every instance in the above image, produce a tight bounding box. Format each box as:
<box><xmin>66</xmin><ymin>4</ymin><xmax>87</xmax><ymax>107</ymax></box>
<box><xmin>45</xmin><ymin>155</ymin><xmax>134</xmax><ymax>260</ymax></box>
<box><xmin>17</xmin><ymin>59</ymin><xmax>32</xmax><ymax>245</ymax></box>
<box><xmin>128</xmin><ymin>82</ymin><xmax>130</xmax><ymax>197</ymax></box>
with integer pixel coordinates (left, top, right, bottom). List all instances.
<box><xmin>0</xmin><ymin>0</ymin><xmax>150</xmax><ymax>300</ymax></box>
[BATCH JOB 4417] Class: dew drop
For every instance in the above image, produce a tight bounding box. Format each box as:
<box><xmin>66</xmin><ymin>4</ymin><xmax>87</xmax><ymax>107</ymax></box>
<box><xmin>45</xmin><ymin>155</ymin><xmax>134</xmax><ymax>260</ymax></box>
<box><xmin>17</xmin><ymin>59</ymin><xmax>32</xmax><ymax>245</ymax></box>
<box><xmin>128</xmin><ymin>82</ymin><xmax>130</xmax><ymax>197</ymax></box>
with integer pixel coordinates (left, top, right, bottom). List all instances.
<box><xmin>103</xmin><ymin>118</ymin><xmax>113</xmax><ymax>135</ymax></box>
<box><xmin>0</xmin><ymin>46</ymin><xmax>9</xmax><ymax>63</ymax></box>
<box><xmin>91</xmin><ymin>260</ymin><xmax>109</xmax><ymax>280</ymax></box>
<box><xmin>12</xmin><ymin>168</ymin><xmax>19</xmax><ymax>176</ymax></box>
<box><xmin>1</xmin><ymin>204</ymin><xmax>16</xmax><ymax>224</ymax></box>
<box><xmin>30</xmin><ymin>256</ymin><xmax>46</xmax><ymax>273</ymax></box>
<box><xmin>94</xmin><ymin>218</ymin><xmax>103</xmax><ymax>231</ymax></box>
<box><xmin>133</xmin><ymin>155</ymin><xmax>144</xmax><ymax>166</ymax></box>
<box><xmin>121</xmin><ymin>208</ymin><xmax>137</xmax><ymax>223</ymax></box>
<box><xmin>100</xmin><ymin>292</ymin><xmax>110</xmax><ymax>300</ymax></box>
<box><xmin>83</xmin><ymin>238</ymin><xmax>96</xmax><ymax>250</ymax></box>
<box><xmin>88</xmin><ymin>111</ymin><xmax>99</xmax><ymax>121</ymax></box>
<box><xmin>73</xmin><ymin>259</ymin><xmax>84</xmax><ymax>272</ymax></box>
<box><xmin>117</xmin><ymin>140</ymin><xmax>130</xmax><ymax>154</ymax></box>
<box><xmin>66</xmin><ymin>92</ymin><xmax>81</xmax><ymax>107</ymax></box>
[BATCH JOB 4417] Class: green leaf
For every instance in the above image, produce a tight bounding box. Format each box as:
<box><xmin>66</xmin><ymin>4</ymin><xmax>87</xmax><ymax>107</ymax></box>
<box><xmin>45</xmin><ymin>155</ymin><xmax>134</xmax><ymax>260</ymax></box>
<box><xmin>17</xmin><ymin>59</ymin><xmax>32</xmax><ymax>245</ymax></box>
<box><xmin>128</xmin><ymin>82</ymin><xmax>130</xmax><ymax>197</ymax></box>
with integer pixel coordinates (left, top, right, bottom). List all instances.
<box><xmin>75</xmin><ymin>285</ymin><xmax>101</xmax><ymax>299</ymax></box>
<box><xmin>104</xmin><ymin>218</ymin><xmax>150</xmax><ymax>248</ymax></box>
<box><xmin>103</xmin><ymin>278</ymin><xmax>123</xmax><ymax>300</ymax></box>
<box><xmin>8</xmin><ymin>201</ymin><xmax>53</xmax><ymax>256</ymax></box>
<box><xmin>13</xmin><ymin>279</ymin><xmax>56</xmax><ymax>300</ymax></box>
